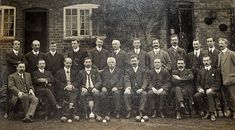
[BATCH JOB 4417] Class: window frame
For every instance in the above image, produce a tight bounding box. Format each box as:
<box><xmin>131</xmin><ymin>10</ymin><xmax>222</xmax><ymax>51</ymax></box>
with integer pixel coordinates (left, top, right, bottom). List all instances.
<box><xmin>0</xmin><ymin>5</ymin><xmax>16</xmax><ymax>39</ymax></box>
<box><xmin>63</xmin><ymin>4</ymin><xmax>102</xmax><ymax>39</ymax></box>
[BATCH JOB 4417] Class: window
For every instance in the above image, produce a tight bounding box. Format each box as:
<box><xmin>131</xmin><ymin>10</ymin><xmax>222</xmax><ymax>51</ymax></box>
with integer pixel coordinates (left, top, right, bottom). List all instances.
<box><xmin>64</xmin><ymin>4</ymin><xmax>102</xmax><ymax>39</ymax></box>
<box><xmin>0</xmin><ymin>6</ymin><xmax>16</xmax><ymax>39</ymax></box>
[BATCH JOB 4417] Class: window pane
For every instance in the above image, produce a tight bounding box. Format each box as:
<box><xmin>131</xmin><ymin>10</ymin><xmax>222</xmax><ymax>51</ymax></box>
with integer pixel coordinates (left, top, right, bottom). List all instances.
<box><xmin>72</xmin><ymin>9</ymin><xmax>77</xmax><ymax>15</ymax></box>
<box><xmin>66</xmin><ymin>30</ymin><xmax>71</xmax><ymax>37</ymax></box>
<box><xmin>80</xmin><ymin>10</ymin><xmax>84</xmax><ymax>15</ymax></box>
<box><xmin>72</xmin><ymin>30</ymin><xmax>77</xmax><ymax>36</ymax></box>
<box><xmin>66</xmin><ymin>9</ymin><xmax>71</xmax><ymax>15</ymax></box>
<box><xmin>10</xmin><ymin>9</ymin><xmax>14</xmax><ymax>15</ymax></box>
<box><xmin>85</xmin><ymin>10</ymin><xmax>89</xmax><ymax>15</ymax></box>
<box><xmin>80</xmin><ymin>30</ymin><xmax>84</xmax><ymax>35</ymax></box>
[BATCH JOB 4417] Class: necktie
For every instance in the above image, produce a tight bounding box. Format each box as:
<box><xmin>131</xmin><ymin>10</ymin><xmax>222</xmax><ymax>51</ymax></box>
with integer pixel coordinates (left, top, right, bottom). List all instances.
<box><xmin>20</xmin><ymin>74</ymin><xmax>24</xmax><ymax>80</ymax></box>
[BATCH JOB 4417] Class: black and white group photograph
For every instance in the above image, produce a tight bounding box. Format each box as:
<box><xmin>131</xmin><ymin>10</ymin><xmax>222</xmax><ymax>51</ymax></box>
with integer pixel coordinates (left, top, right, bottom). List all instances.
<box><xmin>0</xmin><ymin>0</ymin><xmax>235</xmax><ymax>130</ymax></box>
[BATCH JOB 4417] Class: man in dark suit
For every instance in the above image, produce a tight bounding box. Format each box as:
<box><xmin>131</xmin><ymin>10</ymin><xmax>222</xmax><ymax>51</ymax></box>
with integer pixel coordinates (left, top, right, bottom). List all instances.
<box><xmin>100</xmin><ymin>57</ymin><xmax>124</xmax><ymax>120</ymax></box>
<box><xmin>148</xmin><ymin>39</ymin><xmax>172</xmax><ymax>71</ymax></box>
<box><xmin>55</xmin><ymin>58</ymin><xmax>79</xmax><ymax>122</ymax></box>
<box><xmin>8</xmin><ymin>61</ymin><xmax>38</xmax><ymax>123</ymax></box>
<box><xmin>89</xmin><ymin>38</ymin><xmax>109</xmax><ymax>72</ymax></box>
<box><xmin>44</xmin><ymin>41</ymin><xmax>64</xmax><ymax>76</ymax></box>
<box><xmin>32</xmin><ymin>59</ymin><xmax>61</xmax><ymax>120</ymax></box>
<box><xmin>172</xmin><ymin>58</ymin><xmax>194</xmax><ymax>120</ymax></box>
<box><xmin>124</xmin><ymin>55</ymin><xmax>148</xmax><ymax>118</ymax></box>
<box><xmin>148</xmin><ymin>58</ymin><xmax>171</xmax><ymax>118</ymax></box>
<box><xmin>194</xmin><ymin>56</ymin><xmax>220</xmax><ymax>121</ymax></box>
<box><xmin>128</xmin><ymin>39</ymin><xmax>150</xmax><ymax>70</ymax></box>
<box><xmin>25</xmin><ymin>40</ymin><xmax>45</xmax><ymax>73</ymax></box>
<box><xmin>6</xmin><ymin>40</ymin><xmax>26</xmax><ymax>75</ymax></box>
<box><xmin>218</xmin><ymin>38</ymin><xmax>235</xmax><ymax>119</ymax></box>
<box><xmin>68</xmin><ymin>40</ymin><xmax>88</xmax><ymax>73</ymax></box>
<box><xmin>111</xmin><ymin>40</ymin><xmax>129</xmax><ymax>70</ymax></box>
<box><xmin>168</xmin><ymin>35</ymin><xmax>187</xmax><ymax>71</ymax></box>
<box><xmin>78</xmin><ymin>57</ymin><xmax>101</xmax><ymax>119</ymax></box>
<box><xmin>186</xmin><ymin>40</ymin><xmax>204</xmax><ymax>80</ymax></box>
<box><xmin>204</xmin><ymin>37</ymin><xmax>220</xmax><ymax>69</ymax></box>
<box><xmin>5</xmin><ymin>40</ymin><xmax>26</xmax><ymax>118</ymax></box>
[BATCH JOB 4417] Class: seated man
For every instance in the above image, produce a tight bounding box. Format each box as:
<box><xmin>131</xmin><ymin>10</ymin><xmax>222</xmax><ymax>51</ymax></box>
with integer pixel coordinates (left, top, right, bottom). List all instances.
<box><xmin>148</xmin><ymin>58</ymin><xmax>171</xmax><ymax>118</ymax></box>
<box><xmin>124</xmin><ymin>55</ymin><xmax>148</xmax><ymax>118</ymax></box>
<box><xmin>194</xmin><ymin>56</ymin><xmax>220</xmax><ymax>121</ymax></box>
<box><xmin>32</xmin><ymin>59</ymin><xmax>61</xmax><ymax>120</ymax></box>
<box><xmin>172</xmin><ymin>58</ymin><xmax>194</xmax><ymax>120</ymax></box>
<box><xmin>100</xmin><ymin>57</ymin><xmax>124</xmax><ymax>120</ymax></box>
<box><xmin>8</xmin><ymin>61</ymin><xmax>38</xmax><ymax>123</ymax></box>
<box><xmin>55</xmin><ymin>58</ymin><xmax>79</xmax><ymax>122</ymax></box>
<box><xmin>78</xmin><ymin>57</ymin><xmax>101</xmax><ymax>120</ymax></box>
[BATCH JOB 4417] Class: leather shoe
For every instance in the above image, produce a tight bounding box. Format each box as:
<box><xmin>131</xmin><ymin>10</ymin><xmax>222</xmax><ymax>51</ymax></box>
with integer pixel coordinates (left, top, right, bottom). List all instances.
<box><xmin>210</xmin><ymin>114</ymin><xmax>216</xmax><ymax>121</ymax></box>
<box><xmin>176</xmin><ymin>112</ymin><xmax>181</xmax><ymax>120</ymax></box>
<box><xmin>126</xmin><ymin>111</ymin><xmax>131</xmax><ymax>119</ymax></box>
<box><xmin>232</xmin><ymin>112</ymin><xmax>235</xmax><ymax>119</ymax></box>
<box><xmin>202</xmin><ymin>112</ymin><xmax>209</xmax><ymax>119</ymax></box>
<box><xmin>22</xmin><ymin>117</ymin><xmax>33</xmax><ymax>123</ymax></box>
<box><xmin>151</xmin><ymin>110</ymin><xmax>157</xmax><ymax>118</ymax></box>
<box><xmin>116</xmin><ymin>113</ymin><xmax>120</xmax><ymax>119</ymax></box>
<box><xmin>160</xmin><ymin>112</ymin><xmax>165</xmax><ymax>118</ymax></box>
<box><xmin>45</xmin><ymin>116</ymin><xmax>48</xmax><ymax>121</ymax></box>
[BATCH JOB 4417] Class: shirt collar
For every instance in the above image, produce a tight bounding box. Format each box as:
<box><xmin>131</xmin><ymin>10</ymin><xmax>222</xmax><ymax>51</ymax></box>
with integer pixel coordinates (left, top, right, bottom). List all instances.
<box><xmin>73</xmin><ymin>47</ymin><xmax>80</xmax><ymax>52</ymax></box>
<box><xmin>172</xmin><ymin>46</ymin><xmax>178</xmax><ymax>50</ymax></box>
<box><xmin>205</xmin><ymin>65</ymin><xmax>211</xmax><ymax>70</ymax></box>
<box><xmin>134</xmin><ymin>48</ymin><xmax>140</xmax><ymax>54</ymax></box>
<box><xmin>153</xmin><ymin>48</ymin><xmax>160</xmax><ymax>54</ymax></box>
<box><xmin>194</xmin><ymin>49</ymin><xmax>200</xmax><ymax>55</ymax></box>
<box><xmin>222</xmin><ymin>48</ymin><xmax>228</xmax><ymax>53</ymax></box>
<box><xmin>96</xmin><ymin>46</ymin><xmax>102</xmax><ymax>51</ymax></box>
<box><xmin>39</xmin><ymin>68</ymin><xmax>44</xmax><ymax>73</ymax></box>
<box><xmin>155</xmin><ymin>68</ymin><xmax>161</xmax><ymax>73</ymax></box>
<box><xmin>50</xmin><ymin>50</ymin><xmax>56</xmax><ymax>56</ymax></box>
<box><xmin>209</xmin><ymin>47</ymin><xmax>215</xmax><ymax>52</ymax></box>
<box><xmin>13</xmin><ymin>49</ymin><xmax>19</xmax><ymax>55</ymax></box>
<box><xmin>115</xmin><ymin>48</ymin><xmax>121</xmax><ymax>54</ymax></box>
<box><xmin>133</xmin><ymin>66</ymin><xmax>139</xmax><ymax>72</ymax></box>
<box><xmin>179</xmin><ymin>68</ymin><xmax>185</xmax><ymax>71</ymax></box>
<box><xmin>32</xmin><ymin>50</ymin><xmax>39</xmax><ymax>55</ymax></box>
<box><xmin>109</xmin><ymin>67</ymin><xmax>116</xmax><ymax>73</ymax></box>
<box><xmin>64</xmin><ymin>67</ymin><xmax>70</xmax><ymax>72</ymax></box>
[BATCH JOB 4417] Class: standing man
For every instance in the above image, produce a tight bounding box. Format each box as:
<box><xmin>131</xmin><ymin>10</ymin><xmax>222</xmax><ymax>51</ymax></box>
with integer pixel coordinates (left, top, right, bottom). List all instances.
<box><xmin>68</xmin><ymin>40</ymin><xmax>88</xmax><ymax>73</ymax></box>
<box><xmin>218</xmin><ymin>38</ymin><xmax>235</xmax><ymax>119</ymax></box>
<box><xmin>44</xmin><ymin>41</ymin><xmax>64</xmax><ymax>76</ymax></box>
<box><xmin>194</xmin><ymin>56</ymin><xmax>220</xmax><ymax>121</ymax></box>
<box><xmin>111</xmin><ymin>40</ymin><xmax>129</xmax><ymax>70</ymax></box>
<box><xmin>148</xmin><ymin>39</ymin><xmax>172</xmax><ymax>71</ymax></box>
<box><xmin>8</xmin><ymin>61</ymin><xmax>38</xmax><ymax>123</ymax></box>
<box><xmin>32</xmin><ymin>59</ymin><xmax>61</xmax><ymax>120</ymax></box>
<box><xmin>147</xmin><ymin>58</ymin><xmax>171</xmax><ymax>118</ymax></box>
<box><xmin>89</xmin><ymin>38</ymin><xmax>109</xmax><ymax>72</ymax></box>
<box><xmin>25</xmin><ymin>40</ymin><xmax>45</xmax><ymax>73</ymax></box>
<box><xmin>100</xmin><ymin>57</ymin><xmax>124</xmax><ymax>119</ymax></box>
<box><xmin>205</xmin><ymin>37</ymin><xmax>220</xmax><ymax>69</ymax></box>
<box><xmin>78</xmin><ymin>57</ymin><xmax>101</xmax><ymax>119</ymax></box>
<box><xmin>124</xmin><ymin>55</ymin><xmax>148</xmax><ymax>118</ymax></box>
<box><xmin>128</xmin><ymin>39</ymin><xmax>150</xmax><ymax>70</ymax></box>
<box><xmin>55</xmin><ymin>58</ymin><xmax>79</xmax><ymax>122</ymax></box>
<box><xmin>168</xmin><ymin>35</ymin><xmax>187</xmax><ymax>71</ymax></box>
<box><xmin>186</xmin><ymin>40</ymin><xmax>204</xmax><ymax>80</ymax></box>
<box><xmin>172</xmin><ymin>58</ymin><xmax>194</xmax><ymax>120</ymax></box>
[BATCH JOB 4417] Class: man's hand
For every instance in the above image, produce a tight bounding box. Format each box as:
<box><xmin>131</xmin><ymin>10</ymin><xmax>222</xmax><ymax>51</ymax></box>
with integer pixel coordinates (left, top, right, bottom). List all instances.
<box><xmin>136</xmin><ymin>88</ymin><xmax>143</xmax><ymax>94</ymax></box>
<box><xmin>124</xmin><ymin>87</ymin><xmax>131</xmax><ymax>95</ymax></box>
<box><xmin>81</xmin><ymin>87</ymin><xmax>88</xmax><ymax>94</ymax></box>
<box><xmin>152</xmin><ymin>87</ymin><xmax>158</xmax><ymax>94</ymax></box>
<box><xmin>112</xmin><ymin>87</ymin><xmax>118</xmax><ymax>92</ymax></box>
<box><xmin>172</xmin><ymin>75</ymin><xmax>181</xmax><ymax>80</ymax></box>
<box><xmin>157</xmin><ymin>88</ymin><xmax>164</xmax><ymax>95</ymax></box>
<box><xmin>92</xmin><ymin>88</ymin><xmax>99</xmax><ymax>94</ymax></box>
<box><xmin>206</xmin><ymin>88</ymin><xmax>213</xmax><ymax>94</ymax></box>
<box><xmin>18</xmin><ymin>91</ymin><xmax>23</xmax><ymax>99</ymax></box>
<box><xmin>102</xmin><ymin>87</ymin><xmax>107</xmax><ymax>92</ymax></box>
<box><xmin>198</xmin><ymin>88</ymin><xmax>205</xmax><ymax>93</ymax></box>
<box><xmin>29</xmin><ymin>89</ymin><xmax>35</xmax><ymax>96</ymax></box>
<box><xmin>65</xmin><ymin>85</ymin><xmax>74</xmax><ymax>91</ymax></box>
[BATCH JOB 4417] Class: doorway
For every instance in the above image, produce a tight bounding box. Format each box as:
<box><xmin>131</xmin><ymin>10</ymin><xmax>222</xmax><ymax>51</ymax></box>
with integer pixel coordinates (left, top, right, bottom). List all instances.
<box><xmin>24</xmin><ymin>8</ymin><xmax>48</xmax><ymax>53</ymax></box>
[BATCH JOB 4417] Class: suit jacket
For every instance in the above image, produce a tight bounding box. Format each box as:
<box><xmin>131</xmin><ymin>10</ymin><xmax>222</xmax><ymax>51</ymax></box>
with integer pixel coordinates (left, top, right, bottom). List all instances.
<box><xmin>78</xmin><ymin>68</ymin><xmax>102</xmax><ymax>89</ymax></box>
<box><xmin>6</xmin><ymin>50</ymin><xmax>26</xmax><ymax>75</ymax></box>
<box><xmin>89</xmin><ymin>48</ymin><xmax>109</xmax><ymax>70</ymax></box>
<box><xmin>101</xmin><ymin>67</ymin><xmax>124</xmax><ymax>90</ymax></box>
<box><xmin>167</xmin><ymin>47</ymin><xmax>187</xmax><ymax>71</ymax></box>
<box><xmin>68</xmin><ymin>49</ymin><xmax>88</xmax><ymax>72</ymax></box>
<box><xmin>171</xmin><ymin>69</ymin><xmax>194</xmax><ymax>87</ymax></box>
<box><xmin>8</xmin><ymin>72</ymin><xmax>34</xmax><ymax>96</ymax></box>
<box><xmin>203</xmin><ymin>48</ymin><xmax>220</xmax><ymax>69</ymax></box>
<box><xmin>148</xmin><ymin>68</ymin><xmax>171</xmax><ymax>90</ymax></box>
<box><xmin>128</xmin><ymin>49</ymin><xmax>150</xmax><ymax>70</ymax></box>
<box><xmin>196</xmin><ymin>67</ymin><xmax>220</xmax><ymax>91</ymax></box>
<box><xmin>55</xmin><ymin>68</ymin><xmax>79</xmax><ymax>91</ymax></box>
<box><xmin>186</xmin><ymin>50</ymin><xmax>204</xmax><ymax>71</ymax></box>
<box><xmin>111</xmin><ymin>49</ymin><xmax>129</xmax><ymax>70</ymax></box>
<box><xmin>124</xmin><ymin>66</ymin><xmax>148</xmax><ymax>90</ymax></box>
<box><xmin>148</xmin><ymin>49</ymin><xmax>172</xmax><ymax>71</ymax></box>
<box><xmin>32</xmin><ymin>70</ymin><xmax>55</xmax><ymax>89</ymax></box>
<box><xmin>44</xmin><ymin>52</ymin><xmax>64</xmax><ymax>75</ymax></box>
<box><xmin>218</xmin><ymin>49</ymin><xmax>235</xmax><ymax>85</ymax></box>
<box><xmin>25</xmin><ymin>51</ymin><xmax>45</xmax><ymax>73</ymax></box>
